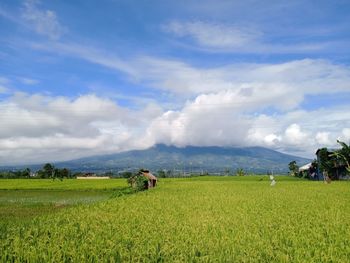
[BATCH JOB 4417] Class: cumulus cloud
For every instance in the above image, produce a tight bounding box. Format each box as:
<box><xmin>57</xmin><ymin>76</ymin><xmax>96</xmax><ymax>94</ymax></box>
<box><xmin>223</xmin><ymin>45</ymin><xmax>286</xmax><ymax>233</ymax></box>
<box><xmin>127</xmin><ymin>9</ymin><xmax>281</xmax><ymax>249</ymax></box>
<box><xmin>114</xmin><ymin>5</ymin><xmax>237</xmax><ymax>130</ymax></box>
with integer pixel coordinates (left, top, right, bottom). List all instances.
<box><xmin>284</xmin><ymin>124</ymin><xmax>309</xmax><ymax>145</ymax></box>
<box><xmin>0</xmin><ymin>89</ymin><xmax>349</xmax><ymax>164</ymax></box>
<box><xmin>341</xmin><ymin>128</ymin><xmax>350</xmax><ymax>141</ymax></box>
<box><xmin>135</xmin><ymin>58</ymin><xmax>350</xmax><ymax>98</ymax></box>
<box><xmin>0</xmin><ymin>93</ymin><xmax>157</xmax><ymax>164</ymax></box>
<box><xmin>21</xmin><ymin>0</ymin><xmax>65</xmax><ymax>40</ymax></box>
<box><xmin>145</xmin><ymin>96</ymin><xmax>252</xmax><ymax>147</ymax></box>
<box><xmin>143</xmin><ymin>90</ymin><xmax>350</xmax><ymax>157</ymax></box>
<box><xmin>315</xmin><ymin>132</ymin><xmax>332</xmax><ymax>145</ymax></box>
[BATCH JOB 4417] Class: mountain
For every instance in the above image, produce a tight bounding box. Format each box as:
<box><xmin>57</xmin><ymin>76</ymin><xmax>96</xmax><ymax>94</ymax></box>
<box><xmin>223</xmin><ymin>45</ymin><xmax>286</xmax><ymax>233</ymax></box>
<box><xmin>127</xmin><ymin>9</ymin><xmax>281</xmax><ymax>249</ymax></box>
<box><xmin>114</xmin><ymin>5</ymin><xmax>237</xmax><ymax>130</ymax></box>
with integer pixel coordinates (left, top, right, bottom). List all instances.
<box><xmin>54</xmin><ymin>144</ymin><xmax>310</xmax><ymax>174</ymax></box>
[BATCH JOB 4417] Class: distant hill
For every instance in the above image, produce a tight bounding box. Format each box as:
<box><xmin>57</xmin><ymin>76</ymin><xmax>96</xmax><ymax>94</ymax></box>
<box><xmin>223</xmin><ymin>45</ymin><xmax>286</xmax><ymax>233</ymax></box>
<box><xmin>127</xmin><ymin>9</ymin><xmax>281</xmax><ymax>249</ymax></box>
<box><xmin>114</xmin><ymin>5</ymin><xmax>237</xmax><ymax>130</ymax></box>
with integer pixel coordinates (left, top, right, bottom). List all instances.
<box><xmin>52</xmin><ymin>144</ymin><xmax>310</xmax><ymax>174</ymax></box>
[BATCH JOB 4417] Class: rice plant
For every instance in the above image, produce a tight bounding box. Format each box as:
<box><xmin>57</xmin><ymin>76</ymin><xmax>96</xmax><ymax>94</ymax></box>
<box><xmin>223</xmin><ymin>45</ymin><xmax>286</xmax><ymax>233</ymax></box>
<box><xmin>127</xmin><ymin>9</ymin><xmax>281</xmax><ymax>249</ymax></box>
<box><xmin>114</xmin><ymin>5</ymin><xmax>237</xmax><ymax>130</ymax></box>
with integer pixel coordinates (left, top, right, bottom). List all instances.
<box><xmin>1</xmin><ymin>176</ymin><xmax>349</xmax><ymax>262</ymax></box>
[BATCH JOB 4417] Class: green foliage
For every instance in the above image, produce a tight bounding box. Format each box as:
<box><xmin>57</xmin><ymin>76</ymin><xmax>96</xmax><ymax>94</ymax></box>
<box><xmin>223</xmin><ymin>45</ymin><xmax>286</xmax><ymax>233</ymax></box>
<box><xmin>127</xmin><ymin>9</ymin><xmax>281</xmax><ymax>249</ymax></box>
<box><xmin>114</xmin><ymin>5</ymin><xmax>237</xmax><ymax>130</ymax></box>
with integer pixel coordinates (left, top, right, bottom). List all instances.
<box><xmin>0</xmin><ymin>177</ymin><xmax>349</xmax><ymax>262</ymax></box>
<box><xmin>235</xmin><ymin>168</ymin><xmax>245</xmax><ymax>176</ymax></box>
<box><xmin>36</xmin><ymin>163</ymin><xmax>73</xmax><ymax>180</ymax></box>
<box><xmin>157</xmin><ymin>170</ymin><xmax>167</xmax><ymax>178</ymax></box>
<box><xmin>127</xmin><ymin>173</ymin><xmax>149</xmax><ymax>191</ymax></box>
<box><xmin>288</xmin><ymin>161</ymin><xmax>299</xmax><ymax>176</ymax></box>
<box><xmin>318</xmin><ymin>147</ymin><xmax>346</xmax><ymax>180</ymax></box>
<box><xmin>103</xmin><ymin>171</ymin><xmax>115</xmax><ymax>177</ymax></box>
<box><xmin>330</xmin><ymin>140</ymin><xmax>350</xmax><ymax>173</ymax></box>
<box><xmin>224</xmin><ymin>168</ymin><xmax>231</xmax><ymax>176</ymax></box>
<box><xmin>0</xmin><ymin>168</ymin><xmax>31</xmax><ymax>179</ymax></box>
<box><xmin>135</xmin><ymin>175</ymin><xmax>149</xmax><ymax>191</ymax></box>
<box><xmin>120</xmin><ymin>171</ymin><xmax>133</xmax><ymax>178</ymax></box>
<box><xmin>318</xmin><ymin>148</ymin><xmax>333</xmax><ymax>174</ymax></box>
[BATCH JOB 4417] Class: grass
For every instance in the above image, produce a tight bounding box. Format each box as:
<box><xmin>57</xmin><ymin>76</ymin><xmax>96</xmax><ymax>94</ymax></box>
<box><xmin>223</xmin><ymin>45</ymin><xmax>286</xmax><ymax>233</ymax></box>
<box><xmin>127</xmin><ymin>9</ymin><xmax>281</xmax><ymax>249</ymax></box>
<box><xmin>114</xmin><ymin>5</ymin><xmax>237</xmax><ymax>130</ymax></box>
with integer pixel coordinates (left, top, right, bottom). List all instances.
<box><xmin>1</xmin><ymin>176</ymin><xmax>350</xmax><ymax>262</ymax></box>
<box><xmin>0</xmin><ymin>178</ymin><xmax>128</xmax><ymax>224</ymax></box>
<box><xmin>0</xmin><ymin>178</ymin><xmax>127</xmax><ymax>190</ymax></box>
<box><xmin>0</xmin><ymin>190</ymin><xmax>114</xmax><ymax>223</ymax></box>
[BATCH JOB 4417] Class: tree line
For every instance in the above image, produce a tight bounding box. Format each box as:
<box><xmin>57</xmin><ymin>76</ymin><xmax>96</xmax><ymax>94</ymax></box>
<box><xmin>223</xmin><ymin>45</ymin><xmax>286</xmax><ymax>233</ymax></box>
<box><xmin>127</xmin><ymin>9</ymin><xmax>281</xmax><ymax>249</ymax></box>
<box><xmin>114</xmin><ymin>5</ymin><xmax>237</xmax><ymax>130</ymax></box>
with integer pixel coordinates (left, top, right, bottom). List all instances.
<box><xmin>0</xmin><ymin>163</ymin><xmax>75</xmax><ymax>179</ymax></box>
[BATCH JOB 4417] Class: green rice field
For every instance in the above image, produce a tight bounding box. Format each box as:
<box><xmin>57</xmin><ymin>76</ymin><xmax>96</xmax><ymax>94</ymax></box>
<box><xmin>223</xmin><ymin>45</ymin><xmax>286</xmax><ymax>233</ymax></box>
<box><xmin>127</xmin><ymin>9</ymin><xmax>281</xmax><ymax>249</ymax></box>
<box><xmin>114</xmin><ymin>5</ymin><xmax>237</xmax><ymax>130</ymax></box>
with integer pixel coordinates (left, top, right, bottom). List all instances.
<box><xmin>0</xmin><ymin>176</ymin><xmax>349</xmax><ymax>262</ymax></box>
<box><xmin>0</xmin><ymin>178</ymin><xmax>127</xmax><ymax>190</ymax></box>
<box><xmin>0</xmin><ymin>179</ymin><xmax>128</xmax><ymax>224</ymax></box>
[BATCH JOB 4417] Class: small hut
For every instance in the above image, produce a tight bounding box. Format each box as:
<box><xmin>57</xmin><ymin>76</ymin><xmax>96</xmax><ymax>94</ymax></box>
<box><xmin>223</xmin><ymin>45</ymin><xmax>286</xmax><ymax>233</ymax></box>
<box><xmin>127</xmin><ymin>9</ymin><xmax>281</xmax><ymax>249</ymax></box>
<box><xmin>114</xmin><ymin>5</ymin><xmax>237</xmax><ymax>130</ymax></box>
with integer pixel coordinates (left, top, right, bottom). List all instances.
<box><xmin>298</xmin><ymin>162</ymin><xmax>317</xmax><ymax>179</ymax></box>
<box><xmin>141</xmin><ymin>170</ymin><xmax>157</xmax><ymax>188</ymax></box>
<box><xmin>128</xmin><ymin>169</ymin><xmax>157</xmax><ymax>190</ymax></box>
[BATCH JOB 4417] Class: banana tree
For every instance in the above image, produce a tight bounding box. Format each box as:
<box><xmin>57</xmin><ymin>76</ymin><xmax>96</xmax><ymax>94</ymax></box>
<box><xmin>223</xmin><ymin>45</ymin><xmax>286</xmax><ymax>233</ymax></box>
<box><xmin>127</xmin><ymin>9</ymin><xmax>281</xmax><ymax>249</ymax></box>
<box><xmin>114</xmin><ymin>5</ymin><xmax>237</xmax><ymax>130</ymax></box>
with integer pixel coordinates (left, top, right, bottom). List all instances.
<box><xmin>330</xmin><ymin>140</ymin><xmax>350</xmax><ymax>173</ymax></box>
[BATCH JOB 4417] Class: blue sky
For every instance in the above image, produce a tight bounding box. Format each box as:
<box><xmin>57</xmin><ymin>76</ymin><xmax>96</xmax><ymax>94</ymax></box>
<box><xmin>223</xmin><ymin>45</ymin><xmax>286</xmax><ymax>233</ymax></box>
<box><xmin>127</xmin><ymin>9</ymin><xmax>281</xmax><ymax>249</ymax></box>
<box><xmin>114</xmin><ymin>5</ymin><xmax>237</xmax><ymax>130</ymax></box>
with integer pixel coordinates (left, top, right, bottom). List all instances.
<box><xmin>0</xmin><ymin>0</ymin><xmax>350</xmax><ymax>164</ymax></box>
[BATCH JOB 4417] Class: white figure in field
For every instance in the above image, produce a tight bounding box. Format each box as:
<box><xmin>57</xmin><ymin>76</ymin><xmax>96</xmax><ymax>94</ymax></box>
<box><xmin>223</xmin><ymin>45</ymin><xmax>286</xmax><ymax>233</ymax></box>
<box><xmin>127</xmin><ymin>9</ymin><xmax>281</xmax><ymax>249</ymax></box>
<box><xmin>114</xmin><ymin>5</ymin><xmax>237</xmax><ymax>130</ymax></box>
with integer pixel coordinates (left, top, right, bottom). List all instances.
<box><xmin>270</xmin><ymin>175</ymin><xmax>276</xmax><ymax>186</ymax></box>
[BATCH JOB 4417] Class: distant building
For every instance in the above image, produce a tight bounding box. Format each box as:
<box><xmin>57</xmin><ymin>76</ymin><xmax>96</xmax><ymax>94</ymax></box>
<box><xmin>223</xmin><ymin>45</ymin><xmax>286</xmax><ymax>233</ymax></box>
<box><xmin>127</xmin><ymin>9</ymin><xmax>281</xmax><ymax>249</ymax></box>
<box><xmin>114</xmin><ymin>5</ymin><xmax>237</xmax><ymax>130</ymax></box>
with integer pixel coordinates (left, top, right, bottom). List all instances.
<box><xmin>76</xmin><ymin>173</ymin><xmax>110</xmax><ymax>179</ymax></box>
<box><xmin>298</xmin><ymin>162</ymin><xmax>317</xmax><ymax>180</ymax></box>
<box><xmin>77</xmin><ymin>176</ymin><xmax>110</xmax><ymax>179</ymax></box>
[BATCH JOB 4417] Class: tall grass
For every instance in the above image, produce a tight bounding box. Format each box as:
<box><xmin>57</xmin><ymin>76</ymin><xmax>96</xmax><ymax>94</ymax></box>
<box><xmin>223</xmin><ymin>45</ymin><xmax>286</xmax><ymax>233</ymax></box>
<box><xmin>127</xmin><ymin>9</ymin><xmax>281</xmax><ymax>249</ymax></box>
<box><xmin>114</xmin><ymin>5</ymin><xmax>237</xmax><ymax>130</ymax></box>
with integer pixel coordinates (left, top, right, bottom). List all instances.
<box><xmin>1</xmin><ymin>177</ymin><xmax>349</xmax><ymax>262</ymax></box>
<box><xmin>0</xmin><ymin>178</ymin><xmax>127</xmax><ymax>190</ymax></box>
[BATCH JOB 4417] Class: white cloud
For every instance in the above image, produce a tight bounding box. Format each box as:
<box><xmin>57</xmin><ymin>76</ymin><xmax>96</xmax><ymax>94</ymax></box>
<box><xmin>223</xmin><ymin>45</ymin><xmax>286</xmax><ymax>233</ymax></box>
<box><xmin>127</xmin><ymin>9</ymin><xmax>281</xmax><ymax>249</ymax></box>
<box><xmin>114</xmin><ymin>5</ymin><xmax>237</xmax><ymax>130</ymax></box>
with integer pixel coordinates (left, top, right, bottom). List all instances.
<box><xmin>21</xmin><ymin>0</ymin><xmax>65</xmax><ymax>40</ymax></box>
<box><xmin>341</xmin><ymin>128</ymin><xmax>350</xmax><ymax>142</ymax></box>
<box><xmin>315</xmin><ymin>132</ymin><xmax>331</xmax><ymax>145</ymax></box>
<box><xmin>264</xmin><ymin>134</ymin><xmax>282</xmax><ymax>146</ymax></box>
<box><xmin>248</xmin><ymin>108</ymin><xmax>350</xmax><ymax>156</ymax></box>
<box><xmin>0</xmin><ymin>93</ymin><xmax>157</xmax><ymax>164</ymax></box>
<box><xmin>164</xmin><ymin>21</ymin><xmax>260</xmax><ymax>49</ymax></box>
<box><xmin>0</xmin><ymin>89</ymin><xmax>349</xmax><ymax>164</ymax></box>
<box><xmin>130</xmin><ymin>58</ymin><xmax>350</xmax><ymax>116</ymax></box>
<box><xmin>163</xmin><ymin>20</ymin><xmax>340</xmax><ymax>53</ymax></box>
<box><xmin>144</xmin><ymin>90</ymin><xmax>350</xmax><ymax>158</ymax></box>
<box><xmin>29</xmin><ymin>38</ymin><xmax>350</xmax><ymax>103</ymax></box>
<box><xmin>0</xmin><ymin>1</ymin><xmax>349</xmax><ymax>165</ymax></box>
<box><xmin>3</xmin><ymin>40</ymin><xmax>350</xmax><ymax>163</ymax></box>
<box><xmin>284</xmin><ymin>124</ymin><xmax>308</xmax><ymax>145</ymax></box>
<box><xmin>30</xmin><ymin>41</ymin><xmax>136</xmax><ymax>76</ymax></box>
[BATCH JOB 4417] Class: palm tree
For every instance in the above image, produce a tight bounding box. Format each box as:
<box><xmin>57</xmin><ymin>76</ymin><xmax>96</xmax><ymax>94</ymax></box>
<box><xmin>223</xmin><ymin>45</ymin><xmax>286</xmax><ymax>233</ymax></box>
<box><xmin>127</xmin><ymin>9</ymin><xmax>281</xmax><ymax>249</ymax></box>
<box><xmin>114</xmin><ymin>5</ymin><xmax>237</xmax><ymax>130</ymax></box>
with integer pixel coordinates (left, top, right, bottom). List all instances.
<box><xmin>331</xmin><ymin>140</ymin><xmax>350</xmax><ymax>173</ymax></box>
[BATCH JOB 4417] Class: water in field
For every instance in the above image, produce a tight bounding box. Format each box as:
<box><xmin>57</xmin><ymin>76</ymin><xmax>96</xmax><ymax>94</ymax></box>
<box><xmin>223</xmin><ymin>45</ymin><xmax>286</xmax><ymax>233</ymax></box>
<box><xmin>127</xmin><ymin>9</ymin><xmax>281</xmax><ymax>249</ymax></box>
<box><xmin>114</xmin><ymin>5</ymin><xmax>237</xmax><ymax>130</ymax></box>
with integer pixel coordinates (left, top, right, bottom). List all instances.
<box><xmin>0</xmin><ymin>190</ymin><xmax>114</xmax><ymax>222</ymax></box>
<box><xmin>0</xmin><ymin>189</ymin><xmax>112</xmax><ymax>204</ymax></box>
<box><xmin>0</xmin><ymin>178</ymin><xmax>128</xmax><ymax>222</ymax></box>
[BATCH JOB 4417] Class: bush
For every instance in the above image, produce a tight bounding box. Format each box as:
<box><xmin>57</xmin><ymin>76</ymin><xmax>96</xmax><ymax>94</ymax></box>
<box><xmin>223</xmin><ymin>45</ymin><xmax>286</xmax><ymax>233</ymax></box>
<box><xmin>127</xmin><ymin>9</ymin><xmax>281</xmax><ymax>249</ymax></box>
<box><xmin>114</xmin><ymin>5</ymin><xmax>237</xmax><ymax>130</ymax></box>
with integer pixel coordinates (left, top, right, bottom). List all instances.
<box><xmin>127</xmin><ymin>175</ymin><xmax>149</xmax><ymax>191</ymax></box>
<box><xmin>235</xmin><ymin>168</ymin><xmax>245</xmax><ymax>176</ymax></box>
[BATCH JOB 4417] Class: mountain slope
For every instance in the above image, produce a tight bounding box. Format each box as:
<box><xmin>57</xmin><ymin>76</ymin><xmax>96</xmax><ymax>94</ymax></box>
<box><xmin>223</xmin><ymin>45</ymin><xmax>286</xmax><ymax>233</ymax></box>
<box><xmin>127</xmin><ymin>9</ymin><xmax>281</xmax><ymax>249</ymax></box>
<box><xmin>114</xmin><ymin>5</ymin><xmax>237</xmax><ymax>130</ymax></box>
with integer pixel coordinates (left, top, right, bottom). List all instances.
<box><xmin>57</xmin><ymin>144</ymin><xmax>310</xmax><ymax>174</ymax></box>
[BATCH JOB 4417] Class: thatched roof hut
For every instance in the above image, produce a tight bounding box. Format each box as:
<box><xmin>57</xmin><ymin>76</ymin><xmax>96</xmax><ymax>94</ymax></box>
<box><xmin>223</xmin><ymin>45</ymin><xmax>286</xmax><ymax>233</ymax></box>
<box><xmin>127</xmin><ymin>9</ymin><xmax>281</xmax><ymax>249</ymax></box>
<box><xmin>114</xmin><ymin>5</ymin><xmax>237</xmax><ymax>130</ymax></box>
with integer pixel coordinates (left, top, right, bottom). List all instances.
<box><xmin>141</xmin><ymin>170</ymin><xmax>157</xmax><ymax>188</ymax></box>
<box><xmin>128</xmin><ymin>169</ymin><xmax>158</xmax><ymax>190</ymax></box>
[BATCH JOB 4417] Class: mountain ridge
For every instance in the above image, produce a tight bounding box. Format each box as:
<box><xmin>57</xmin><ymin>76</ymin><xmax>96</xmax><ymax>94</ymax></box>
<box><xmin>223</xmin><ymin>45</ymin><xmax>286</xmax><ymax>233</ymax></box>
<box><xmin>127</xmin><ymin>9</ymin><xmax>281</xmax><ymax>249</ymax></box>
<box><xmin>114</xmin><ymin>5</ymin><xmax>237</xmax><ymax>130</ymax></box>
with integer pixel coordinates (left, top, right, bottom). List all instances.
<box><xmin>55</xmin><ymin>144</ymin><xmax>310</xmax><ymax>174</ymax></box>
<box><xmin>0</xmin><ymin>144</ymin><xmax>311</xmax><ymax>174</ymax></box>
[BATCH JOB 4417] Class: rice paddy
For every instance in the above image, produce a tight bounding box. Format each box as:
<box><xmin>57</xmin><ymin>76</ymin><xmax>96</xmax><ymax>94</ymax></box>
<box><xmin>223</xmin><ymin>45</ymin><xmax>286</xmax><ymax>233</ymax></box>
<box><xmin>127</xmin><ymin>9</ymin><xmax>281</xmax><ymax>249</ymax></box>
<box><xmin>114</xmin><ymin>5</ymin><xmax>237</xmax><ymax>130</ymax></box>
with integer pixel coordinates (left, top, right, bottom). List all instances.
<box><xmin>1</xmin><ymin>176</ymin><xmax>349</xmax><ymax>262</ymax></box>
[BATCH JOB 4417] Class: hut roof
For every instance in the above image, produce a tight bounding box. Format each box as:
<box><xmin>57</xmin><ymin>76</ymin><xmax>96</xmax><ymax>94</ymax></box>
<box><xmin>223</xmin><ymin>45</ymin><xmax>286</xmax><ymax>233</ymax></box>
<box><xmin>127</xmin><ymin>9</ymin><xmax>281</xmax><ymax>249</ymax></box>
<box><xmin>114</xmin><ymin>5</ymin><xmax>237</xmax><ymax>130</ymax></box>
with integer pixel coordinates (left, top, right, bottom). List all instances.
<box><xmin>142</xmin><ymin>171</ymin><xmax>157</xmax><ymax>180</ymax></box>
<box><xmin>299</xmin><ymin>163</ymin><xmax>312</xmax><ymax>172</ymax></box>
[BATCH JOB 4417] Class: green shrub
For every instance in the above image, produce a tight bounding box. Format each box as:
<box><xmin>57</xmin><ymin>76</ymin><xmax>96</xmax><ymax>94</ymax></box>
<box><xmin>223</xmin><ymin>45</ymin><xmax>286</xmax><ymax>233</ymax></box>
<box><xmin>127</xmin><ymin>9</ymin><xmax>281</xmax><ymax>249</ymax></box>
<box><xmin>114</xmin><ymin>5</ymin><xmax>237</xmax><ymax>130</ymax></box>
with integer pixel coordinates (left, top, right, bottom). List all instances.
<box><xmin>127</xmin><ymin>175</ymin><xmax>149</xmax><ymax>191</ymax></box>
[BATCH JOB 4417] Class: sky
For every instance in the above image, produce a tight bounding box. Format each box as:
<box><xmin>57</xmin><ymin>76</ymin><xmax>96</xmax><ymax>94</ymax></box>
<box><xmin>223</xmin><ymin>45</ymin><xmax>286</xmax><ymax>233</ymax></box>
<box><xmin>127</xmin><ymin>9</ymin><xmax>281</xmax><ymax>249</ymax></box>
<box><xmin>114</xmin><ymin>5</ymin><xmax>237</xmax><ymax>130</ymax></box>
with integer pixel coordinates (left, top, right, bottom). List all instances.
<box><xmin>0</xmin><ymin>0</ymin><xmax>350</xmax><ymax>165</ymax></box>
